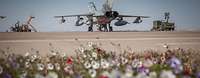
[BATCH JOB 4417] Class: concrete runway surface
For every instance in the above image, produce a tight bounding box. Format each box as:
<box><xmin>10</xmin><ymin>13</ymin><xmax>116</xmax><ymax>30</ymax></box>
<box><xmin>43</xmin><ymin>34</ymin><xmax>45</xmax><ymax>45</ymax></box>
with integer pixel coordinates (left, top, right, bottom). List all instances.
<box><xmin>0</xmin><ymin>32</ymin><xmax>200</xmax><ymax>56</ymax></box>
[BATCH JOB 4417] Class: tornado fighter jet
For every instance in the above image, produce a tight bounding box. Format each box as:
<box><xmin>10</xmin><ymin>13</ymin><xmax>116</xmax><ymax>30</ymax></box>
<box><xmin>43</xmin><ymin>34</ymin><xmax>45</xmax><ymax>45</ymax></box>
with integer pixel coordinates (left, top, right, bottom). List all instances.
<box><xmin>55</xmin><ymin>0</ymin><xmax>149</xmax><ymax>32</ymax></box>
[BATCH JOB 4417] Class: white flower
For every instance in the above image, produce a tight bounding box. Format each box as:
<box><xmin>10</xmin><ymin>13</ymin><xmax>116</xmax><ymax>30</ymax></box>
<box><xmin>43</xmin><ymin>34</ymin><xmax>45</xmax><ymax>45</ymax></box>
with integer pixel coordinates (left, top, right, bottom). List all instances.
<box><xmin>46</xmin><ymin>72</ymin><xmax>58</xmax><ymax>78</ymax></box>
<box><xmin>84</xmin><ymin>61</ymin><xmax>91</xmax><ymax>69</ymax></box>
<box><xmin>163</xmin><ymin>44</ymin><xmax>169</xmax><ymax>49</ymax></box>
<box><xmin>88</xmin><ymin>69</ymin><xmax>96</xmax><ymax>78</ymax></box>
<box><xmin>110</xmin><ymin>69</ymin><xmax>121</xmax><ymax>78</ymax></box>
<box><xmin>24</xmin><ymin>52</ymin><xmax>30</xmax><ymax>57</ymax></box>
<box><xmin>37</xmin><ymin>56</ymin><xmax>42</xmax><ymax>60</ymax></box>
<box><xmin>111</xmin><ymin>59</ymin><xmax>120</xmax><ymax>67</ymax></box>
<box><xmin>91</xmin><ymin>61</ymin><xmax>100</xmax><ymax>69</ymax></box>
<box><xmin>132</xmin><ymin>59</ymin><xmax>142</xmax><ymax>68</ymax></box>
<box><xmin>61</xmin><ymin>53</ymin><xmax>66</xmax><ymax>58</ymax></box>
<box><xmin>51</xmin><ymin>52</ymin><xmax>57</xmax><ymax>56</ymax></box>
<box><xmin>31</xmin><ymin>55</ymin><xmax>37</xmax><ymax>62</ymax></box>
<box><xmin>19</xmin><ymin>71</ymin><xmax>27</xmax><ymax>78</ymax></box>
<box><xmin>121</xmin><ymin>57</ymin><xmax>128</xmax><ymax>65</ymax></box>
<box><xmin>152</xmin><ymin>58</ymin><xmax>158</xmax><ymax>64</ymax></box>
<box><xmin>101</xmin><ymin>71</ymin><xmax>110</xmax><ymax>77</ymax></box>
<box><xmin>135</xmin><ymin>72</ymin><xmax>149</xmax><ymax>78</ymax></box>
<box><xmin>25</xmin><ymin>62</ymin><xmax>31</xmax><ymax>68</ymax></box>
<box><xmin>88</xmin><ymin>42</ymin><xmax>93</xmax><ymax>47</ymax></box>
<box><xmin>64</xmin><ymin>66</ymin><xmax>70</xmax><ymax>72</ymax></box>
<box><xmin>89</xmin><ymin>57</ymin><xmax>93</xmax><ymax>61</ymax></box>
<box><xmin>143</xmin><ymin>59</ymin><xmax>153</xmax><ymax>68</ymax></box>
<box><xmin>64</xmin><ymin>65</ymin><xmax>74</xmax><ymax>74</ymax></box>
<box><xmin>47</xmin><ymin>63</ymin><xmax>54</xmax><ymax>70</ymax></box>
<box><xmin>83</xmin><ymin>54</ymin><xmax>87</xmax><ymax>58</ymax></box>
<box><xmin>45</xmin><ymin>58</ymin><xmax>50</xmax><ymax>62</ymax></box>
<box><xmin>78</xmin><ymin>47</ymin><xmax>85</xmax><ymax>53</ymax></box>
<box><xmin>149</xmin><ymin>72</ymin><xmax>157</xmax><ymax>78</ymax></box>
<box><xmin>101</xmin><ymin>59</ymin><xmax>110</xmax><ymax>69</ymax></box>
<box><xmin>54</xmin><ymin>63</ymin><xmax>61</xmax><ymax>70</ymax></box>
<box><xmin>34</xmin><ymin>73</ymin><xmax>45</xmax><ymax>78</ymax></box>
<box><xmin>0</xmin><ymin>65</ymin><xmax>3</xmax><ymax>74</ymax></box>
<box><xmin>92</xmin><ymin>52</ymin><xmax>97</xmax><ymax>58</ymax></box>
<box><xmin>125</xmin><ymin>70</ymin><xmax>133</xmax><ymax>77</ymax></box>
<box><xmin>160</xmin><ymin>70</ymin><xmax>176</xmax><ymax>78</ymax></box>
<box><xmin>37</xmin><ymin>63</ymin><xmax>45</xmax><ymax>71</ymax></box>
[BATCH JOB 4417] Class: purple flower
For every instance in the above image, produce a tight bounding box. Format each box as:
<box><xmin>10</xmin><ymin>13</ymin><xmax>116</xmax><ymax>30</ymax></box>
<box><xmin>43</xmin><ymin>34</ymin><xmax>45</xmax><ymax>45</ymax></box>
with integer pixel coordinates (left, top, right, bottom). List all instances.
<box><xmin>168</xmin><ymin>56</ymin><xmax>181</xmax><ymax>67</ymax></box>
<box><xmin>137</xmin><ymin>66</ymin><xmax>149</xmax><ymax>75</ymax></box>
<box><xmin>3</xmin><ymin>73</ymin><xmax>12</xmax><ymax>78</ymax></box>
<box><xmin>167</xmin><ymin>56</ymin><xmax>183</xmax><ymax>74</ymax></box>
<box><xmin>196</xmin><ymin>72</ymin><xmax>200</xmax><ymax>78</ymax></box>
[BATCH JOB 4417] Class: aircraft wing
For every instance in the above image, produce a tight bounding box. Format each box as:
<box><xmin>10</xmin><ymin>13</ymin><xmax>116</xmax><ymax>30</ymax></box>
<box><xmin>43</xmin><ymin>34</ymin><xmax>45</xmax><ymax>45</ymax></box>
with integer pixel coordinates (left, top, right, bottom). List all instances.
<box><xmin>118</xmin><ymin>15</ymin><xmax>150</xmax><ymax>18</ymax></box>
<box><xmin>54</xmin><ymin>14</ymin><xmax>94</xmax><ymax>18</ymax></box>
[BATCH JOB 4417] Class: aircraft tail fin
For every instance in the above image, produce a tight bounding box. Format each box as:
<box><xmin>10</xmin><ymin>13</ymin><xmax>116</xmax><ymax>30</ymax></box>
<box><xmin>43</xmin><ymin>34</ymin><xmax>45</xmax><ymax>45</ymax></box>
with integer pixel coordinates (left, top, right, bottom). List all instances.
<box><xmin>102</xmin><ymin>0</ymin><xmax>113</xmax><ymax>13</ymax></box>
<box><xmin>88</xmin><ymin>2</ymin><xmax>97</xmax><ymax>14</ymax></box>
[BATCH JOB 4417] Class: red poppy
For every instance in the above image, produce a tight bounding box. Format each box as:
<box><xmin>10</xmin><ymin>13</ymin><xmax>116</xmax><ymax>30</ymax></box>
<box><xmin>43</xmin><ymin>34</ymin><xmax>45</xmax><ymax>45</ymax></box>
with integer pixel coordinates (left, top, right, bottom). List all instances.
<box><xmin>183</xmin><ymin>65</ymin><xmax>192</xmax><ymax>75</ymax></box>
<box><xmin>66</xmin><ymin>56</ymin><xmax>73</xmax><ymax>64</ymax></box>
<box><xmin>99</xmin><ymin>75</ymin><xmax>108</xmax><ymax>78</ymax></box>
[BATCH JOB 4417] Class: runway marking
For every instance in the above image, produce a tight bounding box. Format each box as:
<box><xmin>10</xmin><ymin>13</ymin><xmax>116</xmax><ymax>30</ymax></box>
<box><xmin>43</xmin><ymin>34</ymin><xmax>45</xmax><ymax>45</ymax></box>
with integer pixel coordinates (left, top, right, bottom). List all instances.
<box><xmin>0</xmin><ymin>37</ymin><xmax>200</xmax><ymax>42</ymax></box>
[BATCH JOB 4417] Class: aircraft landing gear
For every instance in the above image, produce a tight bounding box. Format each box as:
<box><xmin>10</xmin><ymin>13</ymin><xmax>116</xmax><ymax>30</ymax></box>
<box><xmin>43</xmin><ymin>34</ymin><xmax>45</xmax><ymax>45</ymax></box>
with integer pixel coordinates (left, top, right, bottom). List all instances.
<box><xmin>88</xmin><ymin>26</ymin><xmax>93</xmax><ymax>32</ymax></box>
<box><xmin>98</xmin><ymin>24</ymin><xmax>113</xmax><ymax>32</ymax></box>
<box><xmin>103</xmin><ymin>24</ymin><xmax>108</xmax><ymax>32</ymax></box>
<box><xmin>108</xmin><ymin>23</ymin><xmax>113</xmax><ymax>32</ymax></box>
<box><xmin>109</xmin><ymin>26</ymin><xmax>113</xmax><ymax>32</ymax></box>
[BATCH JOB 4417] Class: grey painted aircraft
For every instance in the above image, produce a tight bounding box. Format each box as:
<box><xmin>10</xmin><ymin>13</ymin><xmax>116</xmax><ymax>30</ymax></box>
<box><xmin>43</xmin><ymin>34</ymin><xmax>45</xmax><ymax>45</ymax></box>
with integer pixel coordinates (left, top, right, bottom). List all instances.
<box><xmin>55</xmin><ymin>0</ymin><xmax>149</xmax><ymax>32</ymax></box>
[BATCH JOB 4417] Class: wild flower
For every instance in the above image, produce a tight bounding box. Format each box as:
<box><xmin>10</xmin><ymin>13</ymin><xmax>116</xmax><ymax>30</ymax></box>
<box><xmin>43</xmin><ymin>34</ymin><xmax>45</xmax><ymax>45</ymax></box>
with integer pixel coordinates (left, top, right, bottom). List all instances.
<box><xmin>47</xmin><ymin>63</ymin><xmax>54</xmax><ymax>70</ymax></box>
<box><xmin>167</xmin><ymin>56</ymin><xmax>183</xmax><ymax>74</ymax></box>
<box><xmin>64</xmin><ymin>65</ymin><xmax>74</xmax><ymax>75</ymax></box>
<box><xmin>24</xmin><ymin>52</ymin><xmax>30</xmax><ymax>57</ymax></box>
<box><xmin>54</xmin><ymin>63</ymin><xmax>61</xmax><ymax>70</ymax></box>
<box><xmin>46</xmin><ymin>72</ymin><xmax>58</xmax><ymax>78</ymax></box>
<box><xmin>0</xmin><ymin>43</ymin><xmax>199</xmax><ymax>78</ymax></box>
<box><xmin>143</xmin><ymin>59</ymin><xmax>154</xmax><ymax>68</ymax></box>
<box><xmin>101</xmin><ymin>59</ymin><xmax>110</xmax><ymax>69</ymax></box>
<box><xmin>66</xmin><ymin>56</ymin><xmax>73</xmax><ymax>65</ymax></box>
<box><xmin>84</xmin><ymin>61</ymin><xmax>91</xmax><ymax>69</ymax></box>
<box><xmin>160</xmin><ymin>70</ymin><xmax>176</xmax><ymax>78</ymax></box>
<box><xmin>196</xmin><ymin>72</ymin><xmax>200</xmax><ymax>78</ymax></box>
<box><xmin>91</xmin><ymin>61</ymin><xmax>100</xmax><ymax>69</ymax></box>
<box><xmin>37</xmin><ymin>63</ymin><xmax>45</xmax><ymax>71</ymax></box>
<box><xmin>34</xmin><ymin>73</ymin><xmax>45</xmax><ymax>78</ymax></box>
<box><xmin>0</xmin><ymin>65</ymin><xmax>3</xmax><ymax>74</ymax></box>
<box><xmin>88</xmin><ymin>69</ymin><xmax>96</xmax><ymax>78</ymax></box>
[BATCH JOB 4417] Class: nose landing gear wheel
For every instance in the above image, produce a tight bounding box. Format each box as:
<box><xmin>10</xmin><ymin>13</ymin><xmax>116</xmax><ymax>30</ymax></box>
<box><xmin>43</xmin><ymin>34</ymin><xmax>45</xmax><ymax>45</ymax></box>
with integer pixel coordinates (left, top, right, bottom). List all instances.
<box><xmin>88</xmin><ymin>26</ymin><xmax>93</xmax><ymax>32</ymax></box>
<box><xmin>109</xmin><ymin>26</ymin><xmax>113</xmax><ymax>32</ymax></box>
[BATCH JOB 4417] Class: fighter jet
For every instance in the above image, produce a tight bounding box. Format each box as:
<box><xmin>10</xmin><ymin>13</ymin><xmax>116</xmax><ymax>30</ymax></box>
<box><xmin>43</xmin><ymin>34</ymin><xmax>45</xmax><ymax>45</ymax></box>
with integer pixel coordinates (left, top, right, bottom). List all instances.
<box><xmin>55</xmin><ymin>0</ymin><xmax>149</xmax><ymax>32</ymax></box>
<box><xmin>9</xmin><ymin>16</ymin><xmax>37</xmax><ymax>32</ymax></box>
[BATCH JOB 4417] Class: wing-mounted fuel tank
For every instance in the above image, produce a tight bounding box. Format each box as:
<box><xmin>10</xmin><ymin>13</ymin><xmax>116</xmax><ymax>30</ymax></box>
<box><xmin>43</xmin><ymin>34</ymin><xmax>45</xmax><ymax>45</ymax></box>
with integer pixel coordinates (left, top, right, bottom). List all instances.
<box><xmin>75</xmin><ymin>16</ymin><xmax>85</xmax><ymax>26</ymax></box>
<box><xmin>133</xmin><ymin>17</ymin><xmax>142</xmax><ymax>23</ymax></box>
<box><xmin>114</xmin><ymin>17</ymin><xmax>129</xmax><ymax>26</ymax></box>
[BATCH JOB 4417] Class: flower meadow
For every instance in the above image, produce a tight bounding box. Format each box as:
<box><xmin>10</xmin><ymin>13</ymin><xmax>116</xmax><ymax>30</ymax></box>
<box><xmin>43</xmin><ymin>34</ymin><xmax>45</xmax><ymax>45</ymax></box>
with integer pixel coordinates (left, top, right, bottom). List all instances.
<box><xmin>0</xmin><ymin>42</ymin><xmax>200</xmax><ymax>78</ymax></box>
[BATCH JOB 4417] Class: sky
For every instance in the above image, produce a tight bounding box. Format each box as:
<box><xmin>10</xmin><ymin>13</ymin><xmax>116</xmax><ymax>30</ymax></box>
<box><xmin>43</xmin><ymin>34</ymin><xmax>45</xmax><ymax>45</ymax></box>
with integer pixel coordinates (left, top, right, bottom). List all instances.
<box><xmin>0</xmin><ymin>0</ymin><xmax>200</xmax><ymax>32</ymax></box>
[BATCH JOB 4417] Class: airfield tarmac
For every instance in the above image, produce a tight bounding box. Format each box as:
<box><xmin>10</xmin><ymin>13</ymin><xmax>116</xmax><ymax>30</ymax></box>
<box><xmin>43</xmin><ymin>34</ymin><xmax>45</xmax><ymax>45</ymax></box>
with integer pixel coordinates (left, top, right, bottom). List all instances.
<box><xmin>0</xmin><ymin>32</ymin><xmax>200</xmax><ymax>56</ymax></box>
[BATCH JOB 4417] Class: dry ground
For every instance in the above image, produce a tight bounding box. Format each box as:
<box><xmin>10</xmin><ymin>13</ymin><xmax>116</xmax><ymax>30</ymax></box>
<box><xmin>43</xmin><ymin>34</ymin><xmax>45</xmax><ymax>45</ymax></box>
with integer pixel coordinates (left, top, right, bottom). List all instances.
<box><xmin>0</xmin><ymin>32</ymin><xmax>200</xmax><ymax>56</ymax></box>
